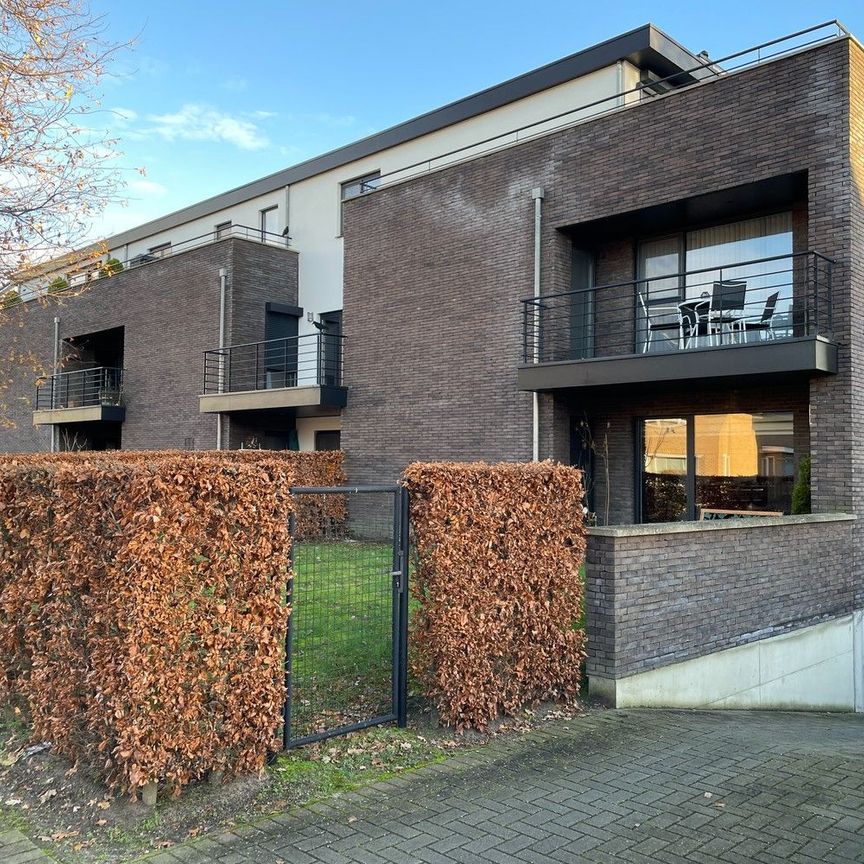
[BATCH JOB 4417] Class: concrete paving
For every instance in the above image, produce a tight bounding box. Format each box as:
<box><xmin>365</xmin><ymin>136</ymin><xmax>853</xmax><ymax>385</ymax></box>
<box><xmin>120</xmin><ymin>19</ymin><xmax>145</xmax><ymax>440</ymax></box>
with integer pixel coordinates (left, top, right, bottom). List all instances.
<box><xmin>141</xmin><ymin>709</ymin><xmax>864</xmax><ymax>864</ymax></box>
<box><xmin>4</xmin><ymin>709</ymin><xmax>864</xmax><ymax>863</ymax></box>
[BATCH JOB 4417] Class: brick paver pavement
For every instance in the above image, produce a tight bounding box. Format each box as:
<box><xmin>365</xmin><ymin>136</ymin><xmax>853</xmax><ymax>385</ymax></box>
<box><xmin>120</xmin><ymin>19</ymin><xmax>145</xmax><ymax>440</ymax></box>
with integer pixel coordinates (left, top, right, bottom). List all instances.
<box><xmin>5</xmin><ymin>709</ymin><xmax>864</xmax><ymax>863</ymax></box>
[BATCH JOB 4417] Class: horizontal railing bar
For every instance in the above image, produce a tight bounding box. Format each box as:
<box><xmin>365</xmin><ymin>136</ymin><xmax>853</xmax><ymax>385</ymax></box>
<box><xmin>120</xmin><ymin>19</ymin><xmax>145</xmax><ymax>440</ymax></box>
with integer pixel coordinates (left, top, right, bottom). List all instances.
<box><xmin>290</xmin><ymin>485</ymin><xmax>401</xmax><ymax>494</ymax></box>
<box><xmin>28</xmin><ymin>225</ymin><xmax>291</xmax><ymax>299</ymax></box>
<box><xmin>370</xmin><ymin>23</ymin><xmax>845</xmax><ymax>192</ymax></box>
<box><xmin>521</xmin><ymin>251</ymin><xmax>830</xmax><ymax>304</ymax></box>
<box><xmin>39</xmin><ymin>365</ymin><xmax>123</xmax><ymax>379</ymax></box>
<box><xmin>204</xmin><ymin>333</ymin><xmax>345</xmax><ymax>354</ymax></box>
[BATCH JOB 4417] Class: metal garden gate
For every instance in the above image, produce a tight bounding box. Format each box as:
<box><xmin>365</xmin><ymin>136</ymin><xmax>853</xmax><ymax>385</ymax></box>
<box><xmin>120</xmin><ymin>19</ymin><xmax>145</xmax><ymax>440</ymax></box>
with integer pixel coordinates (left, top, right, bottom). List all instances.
<box><xmin>283</xmin><ymin>485</ymin><xmax>409</xmax><ymax>748</ymax></box>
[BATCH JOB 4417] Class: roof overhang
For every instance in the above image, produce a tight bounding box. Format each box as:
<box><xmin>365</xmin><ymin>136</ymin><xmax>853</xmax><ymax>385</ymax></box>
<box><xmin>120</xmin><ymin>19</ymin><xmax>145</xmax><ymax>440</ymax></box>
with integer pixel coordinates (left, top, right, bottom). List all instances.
<box><xmin>106</xmin><ymin>24</ymin><xmax>704</xmax><ymax>250</ymax></box>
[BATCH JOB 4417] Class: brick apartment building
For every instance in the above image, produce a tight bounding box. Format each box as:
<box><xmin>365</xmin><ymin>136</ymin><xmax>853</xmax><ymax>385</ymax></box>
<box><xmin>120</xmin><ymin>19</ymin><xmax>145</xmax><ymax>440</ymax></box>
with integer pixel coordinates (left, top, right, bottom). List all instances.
<box><xmin>2</xmin><ymin>21</ymin><xmax>862</xmax><ymax>710</ymax></box>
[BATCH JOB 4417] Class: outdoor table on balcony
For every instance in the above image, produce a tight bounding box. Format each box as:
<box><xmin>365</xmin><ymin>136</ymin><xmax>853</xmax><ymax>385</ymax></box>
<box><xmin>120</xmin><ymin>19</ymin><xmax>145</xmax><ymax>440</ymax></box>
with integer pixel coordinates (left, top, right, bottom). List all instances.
<box><xmin>677</xmin><ymin>298</ymin><xmax>743</xmax><ymax>348</ymax></box>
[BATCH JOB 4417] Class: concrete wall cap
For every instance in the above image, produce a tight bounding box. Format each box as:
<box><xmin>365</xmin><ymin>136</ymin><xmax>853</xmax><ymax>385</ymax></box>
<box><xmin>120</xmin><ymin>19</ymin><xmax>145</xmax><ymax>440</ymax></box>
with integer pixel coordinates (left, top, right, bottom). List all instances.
<box><xmin>589</xmin><ymin>512</ymin><xmax>856</xmax><ymax>538</ymax></box>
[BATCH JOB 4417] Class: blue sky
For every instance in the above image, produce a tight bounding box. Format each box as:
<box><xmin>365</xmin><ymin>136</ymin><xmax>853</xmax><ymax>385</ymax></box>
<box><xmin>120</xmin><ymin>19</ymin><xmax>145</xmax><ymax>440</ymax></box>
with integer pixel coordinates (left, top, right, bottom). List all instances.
<box><xmin>88</xmin><ymin>1</ymin><xmax>864</xmax><ymax>238</ymax></box>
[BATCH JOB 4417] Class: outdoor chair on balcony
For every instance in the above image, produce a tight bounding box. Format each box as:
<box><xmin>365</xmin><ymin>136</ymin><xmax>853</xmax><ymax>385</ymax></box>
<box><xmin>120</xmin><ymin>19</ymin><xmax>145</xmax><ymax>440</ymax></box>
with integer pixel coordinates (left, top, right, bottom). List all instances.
<box><xmin>638</xmin><ymin>292</ymin><xmax>682</xmax><ymax>353</ymax></box>
<box><xmin>678</xmin><ymin>299</ymin><xmax>712</xmax><ymax>349</ymax></box>
<box><xmin>733</xmin><ymin>291</ymin><xmax>781</xmax><ymax>341</ymax></box>
<box><xmin>708</xmin><ymin>279</ymin><xmax>747</xmax><ymax>344</ymax></box>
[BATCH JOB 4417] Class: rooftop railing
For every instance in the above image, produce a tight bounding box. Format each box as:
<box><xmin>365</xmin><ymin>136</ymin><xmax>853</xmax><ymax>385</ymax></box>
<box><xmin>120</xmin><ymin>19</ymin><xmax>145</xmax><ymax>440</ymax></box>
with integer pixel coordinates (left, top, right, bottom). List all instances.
<box><xmin>35</xmin><ymin>366</ymin><xmax>124</xmax><ymax>411</ymax></box>
<box><xmin>22</xmin><ymin>224</ymin><xmax>291</xmax><ymax>302</ymax></box>
<box><xmin>521</xmin><ymin>251</ymin><xmax>833</xmax><ymax>365</ymax></box>
<box><xmin>364</xmin><ymin>21</ymin><xmax>849</xmax><ymax>193</ymax></box>
<box><xmin>203</xmin><ymin>332</ymin><xmax>344</xmax><ymax>395</ymax></box>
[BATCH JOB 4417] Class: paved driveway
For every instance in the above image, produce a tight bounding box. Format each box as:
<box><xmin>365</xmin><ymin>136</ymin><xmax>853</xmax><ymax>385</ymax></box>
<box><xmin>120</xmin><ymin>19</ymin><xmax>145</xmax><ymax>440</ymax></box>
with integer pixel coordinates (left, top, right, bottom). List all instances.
<box><xmin>4</xmin><ymin>709</ymin><xmax>864</xmax><ymax>863</ymax></box>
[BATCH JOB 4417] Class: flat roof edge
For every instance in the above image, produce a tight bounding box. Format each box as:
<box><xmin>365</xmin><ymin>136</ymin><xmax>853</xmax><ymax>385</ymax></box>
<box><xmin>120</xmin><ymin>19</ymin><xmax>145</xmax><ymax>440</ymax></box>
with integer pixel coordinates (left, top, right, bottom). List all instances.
<box><xmin>106</xmin><ymin>23</ymin><xmax>698</xmax><ymax>249</ymax></box>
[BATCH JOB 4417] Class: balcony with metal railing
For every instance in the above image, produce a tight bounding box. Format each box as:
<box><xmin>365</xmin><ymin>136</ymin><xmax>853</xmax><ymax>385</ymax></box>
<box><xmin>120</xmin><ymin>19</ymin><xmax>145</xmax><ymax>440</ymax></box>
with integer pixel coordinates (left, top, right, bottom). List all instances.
<box><xmin>33</xmin><ymin>366</ymin><xmax>125</xmax><ymax>425</ymax></box>
<box><xmin>518</xmin><ymin>251</ymin><xmax>837</xmax><ymax>391</ymax></box>
<box><xmin>199</xmin><ymin>332</ymin><xmax>347</xmax><ymax>414</ymax></box>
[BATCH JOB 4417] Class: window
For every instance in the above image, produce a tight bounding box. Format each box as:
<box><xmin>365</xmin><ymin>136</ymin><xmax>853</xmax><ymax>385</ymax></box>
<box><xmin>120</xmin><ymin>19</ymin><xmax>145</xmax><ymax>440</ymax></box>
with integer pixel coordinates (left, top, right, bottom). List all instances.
<box><xmin>315</xmin><ymin>430</ymin><xmax>341</xmax><ymax>451</ymax></box>
<box><xmin>148</xmin><ymin>242</ymin><xmax>171</xmax><ymax>258</ymax></box>
<box><xmin>263</xmin><ymin>306</ymin><xmax>299</xmax><ymax>389</ymax></box>
<box><xmin>637</xmin><ymin>213</ymin><xmax>793</xmax><ymax>352</ymax></box>
<box><xmin>640</xmin><ymin>412</ymin><xmax>798</xmax><ymax>522</ymax></box>
<box><xmin>339</xmin><ymin>171</ymin><xmax>380</xmax><ymax>234</ymax></box>
<box><xmin>260</xmin><ymin>206</ymin><xmax>279</xmax><ymax>240</ymax></box>
<box><xmin>215</xmin><ymin>221</ymin><xmax>231</xmax><ymax>240</ymax></box>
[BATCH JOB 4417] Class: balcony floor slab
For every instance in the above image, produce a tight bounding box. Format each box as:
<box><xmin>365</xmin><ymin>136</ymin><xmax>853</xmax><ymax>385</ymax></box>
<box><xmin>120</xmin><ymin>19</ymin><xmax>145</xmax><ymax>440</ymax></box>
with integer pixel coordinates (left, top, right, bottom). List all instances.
<box><xmin>518</xmin><ymin>336</ymin><xmax>837</xmax><ymax>391</ymax></box>
<box><xmin>32</xmin><ymin>405</ymin><xmax>125</xmax><ymax>426</ymax></box>
<box><xmin>198</xmin><ymin>385</ymin><xmax>347</xmax><ymax>414</ymax></box>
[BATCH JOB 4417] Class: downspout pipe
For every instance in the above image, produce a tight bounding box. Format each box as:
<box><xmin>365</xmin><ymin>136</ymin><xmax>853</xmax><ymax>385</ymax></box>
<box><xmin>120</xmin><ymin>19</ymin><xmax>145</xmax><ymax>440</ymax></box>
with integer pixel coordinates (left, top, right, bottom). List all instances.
<box><xmin>216</xmin><ymin>268</ymin><xmax>227</xmax><ymax>450</ymax></box>
<box><xmin>50</xmin><ymin>317</ymin><xmax>60</xmax><ymax>452</ymax></box>
<box><xmin>531</xmin><ymin>188</ymin><xmax>545</xmax><ymax>461</ymax></box>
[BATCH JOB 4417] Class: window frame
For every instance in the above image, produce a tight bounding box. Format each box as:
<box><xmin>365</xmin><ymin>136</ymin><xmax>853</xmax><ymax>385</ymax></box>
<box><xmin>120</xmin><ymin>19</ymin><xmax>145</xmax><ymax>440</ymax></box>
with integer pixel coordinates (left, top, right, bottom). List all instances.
<box><xmin>214</xmin><ymin>221</ymin><xmax>232</xmax><ymax>240</ymax></box>
<box><xmin>147</xmin><ymin>242</ymin><xmax>172</xmax><ymax>259</ymax></box>
<box><xmin>314</xmin><ymin>429</ymin><xmax>341</xmax><ymax>451</ymax></box>
<box><xmin>636</xmin><ymin>411</ymin><xmax>798</xmax><ymax>523</ymax></box>
<box><xmin>259</xmin><ymin>206</ymin><xmax>278</xmax><ymax>241</ymax></box>
<box><xmin>339</xmin><ymin>171</ymin><xmax>380</xmax><ymax>236</ymax></box>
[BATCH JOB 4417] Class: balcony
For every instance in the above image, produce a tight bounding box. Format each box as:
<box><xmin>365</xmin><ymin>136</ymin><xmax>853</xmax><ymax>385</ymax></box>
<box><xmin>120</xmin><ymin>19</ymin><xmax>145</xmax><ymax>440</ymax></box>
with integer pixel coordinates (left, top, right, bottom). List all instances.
<box><xmin>199</xmin><ymin>333</ymin><xmax>347</xmax><ymax>414</ymax></box>
<box><xmin>33</xmin><ymin>367</ymin><xmax>125</xmax><ymax>425</ymax></box>
<box><xmin>518</xmin><ymin>251</ymin><xmax>836</xmax><ymax>391</ymax></box>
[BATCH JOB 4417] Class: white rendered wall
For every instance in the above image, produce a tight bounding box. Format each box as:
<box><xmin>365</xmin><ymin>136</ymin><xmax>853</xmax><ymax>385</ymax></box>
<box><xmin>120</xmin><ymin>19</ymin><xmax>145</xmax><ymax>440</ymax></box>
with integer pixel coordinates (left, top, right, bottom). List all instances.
<box><xmin>296</xmin><ymin>415</ymin><xmax>342</xmax><ymax>452</ymax></box>
<box><xmin>592</xmin><ymin>612</ymin><xmax>864</xmax><ymax>712</ymax></box>
<box><xmin>290</xmin><ymin>64</ymin><xmax>624</xmax><ymax>341</ymax></box>
<box><xmin>105</xmin><ymin>63</ymin><xmax>629</xmax><ymax>340</ymax></box>
<box><xmin>109</xmin><ymin>189</ymin><xmax>288</xmax><ymax>264</ymax></box>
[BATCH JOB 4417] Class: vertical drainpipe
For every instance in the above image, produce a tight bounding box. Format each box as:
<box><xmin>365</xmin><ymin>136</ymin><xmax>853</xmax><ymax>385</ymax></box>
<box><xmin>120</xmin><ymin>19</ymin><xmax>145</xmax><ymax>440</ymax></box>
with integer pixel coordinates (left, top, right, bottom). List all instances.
<box><xmin>531</xmin><ymin>187</ymin><xmax>545</xmax><ymax>461</ymax></box>
<box><xmin>50</xmin><ymin>317</ymin><xmax>60</xmax><ymax>452</ymax></box>
<box><xmin>216</xmin><ymin>268</ymin><xmax>227</xmax><ymax>450</ymax></box>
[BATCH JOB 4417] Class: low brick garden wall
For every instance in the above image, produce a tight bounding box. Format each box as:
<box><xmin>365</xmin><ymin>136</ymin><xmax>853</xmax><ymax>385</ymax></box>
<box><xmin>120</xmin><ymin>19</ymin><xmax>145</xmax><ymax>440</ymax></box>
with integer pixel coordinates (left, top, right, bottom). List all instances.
<box><xmin>586</xmin><ymin>513</ymin><xmax>857</xmax><ymax>689</ymax></box>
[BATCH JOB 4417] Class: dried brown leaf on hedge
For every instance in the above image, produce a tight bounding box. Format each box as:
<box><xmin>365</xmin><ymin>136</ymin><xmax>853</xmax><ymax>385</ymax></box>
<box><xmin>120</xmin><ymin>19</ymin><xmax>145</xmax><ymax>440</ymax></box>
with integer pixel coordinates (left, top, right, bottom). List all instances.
<box><xmin>402</xmin><ymin>461</ymin><xmax>587</xmax><ymax>731</ymax></box>
<box><xmin>0</xmin><ymin>452</ymin><xmax>305</xmax><ymax>795</ymax></box>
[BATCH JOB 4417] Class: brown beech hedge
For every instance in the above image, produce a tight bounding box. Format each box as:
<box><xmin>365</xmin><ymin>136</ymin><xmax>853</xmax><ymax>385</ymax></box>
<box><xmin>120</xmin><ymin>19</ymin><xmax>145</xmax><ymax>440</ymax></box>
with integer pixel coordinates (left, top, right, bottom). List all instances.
<box><xmin>0</xmin><ymin>454</ymin><xmax>293</xmax><ymax>796</ymax></box>
<box><xmin>0</xmin><ymin>449</ymin><xmax>346</xmax><ymax>539</ymax></box>
<box><xmin>402</xmin><ymin>461</ymin><xmax>587</xmax><ymax>730</ymax></box>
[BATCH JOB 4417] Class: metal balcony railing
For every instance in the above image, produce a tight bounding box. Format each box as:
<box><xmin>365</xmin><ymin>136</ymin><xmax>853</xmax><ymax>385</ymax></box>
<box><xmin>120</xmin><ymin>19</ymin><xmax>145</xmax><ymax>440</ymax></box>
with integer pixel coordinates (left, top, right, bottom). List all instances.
<box><xmin>521</xmin><ymin>251</ymin><xmax>833</xmax><ymax>365</ymax></box>
<box><xmin>203</xmin><ymin>332</ymin><xmax>344</xmax><ymax>394</ymax></box>
<box><xmin>35</xmin><ymin>367</ymin><xmax>124</xmax><ymax>410</ymax></box>
<box><xmin>362</xmin><ymin>22</ymin><xmax>848</xmax><ymax>193</ymax></box>
<box><xmin>20</xmin><ymin>224</ymin><xmax>292</xmax><ymax>303</ymax></box>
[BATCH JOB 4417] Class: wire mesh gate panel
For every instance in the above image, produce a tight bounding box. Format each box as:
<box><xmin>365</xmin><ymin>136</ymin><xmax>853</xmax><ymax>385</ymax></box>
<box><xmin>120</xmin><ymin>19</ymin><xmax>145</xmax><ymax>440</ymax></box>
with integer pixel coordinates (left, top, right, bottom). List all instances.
<box><xmin>283</xmin><ymin>485</ymin><xmax>408</xmax><ymax>748</ymax></box>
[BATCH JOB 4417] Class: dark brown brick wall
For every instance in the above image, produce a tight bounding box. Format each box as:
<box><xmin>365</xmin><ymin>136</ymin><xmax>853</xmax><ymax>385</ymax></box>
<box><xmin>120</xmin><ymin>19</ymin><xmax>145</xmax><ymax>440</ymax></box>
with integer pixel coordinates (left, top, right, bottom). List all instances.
<box><xmin>342</xmin><ymin>38</ymin><xmax>856</xmax><ymax>513</ymax></box>
<box><xmin>0</xmin><ymin>239</ymin><xmax>297</xmax><ymax>452</ymax></box>
<box><xmin>564</xmin><ymin>378</ymin><xmax>811</xmax><ymax>525</ymax></box>
<box><xmin>586</xmin><ymin>516</ymin><xmax>856</xmax><ymax>680</ymax></box>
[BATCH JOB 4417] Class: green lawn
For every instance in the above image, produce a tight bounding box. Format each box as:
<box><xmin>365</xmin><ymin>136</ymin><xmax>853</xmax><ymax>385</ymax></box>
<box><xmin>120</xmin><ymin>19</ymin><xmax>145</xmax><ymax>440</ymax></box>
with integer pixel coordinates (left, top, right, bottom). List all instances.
<box><xmin>289</xmin><ymin>541</ymin><xmax>395</xmax><ymax>738</ymax></box>
<box><xmin>288</xmin><ymin>544</ymin><xmax>588</xmax><ymax>741</ymax></box>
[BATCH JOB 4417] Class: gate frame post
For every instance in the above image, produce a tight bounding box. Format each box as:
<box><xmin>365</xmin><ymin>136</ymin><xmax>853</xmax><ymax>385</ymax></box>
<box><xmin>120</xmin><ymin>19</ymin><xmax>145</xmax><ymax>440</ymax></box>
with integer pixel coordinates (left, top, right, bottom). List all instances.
<box><xmin>397</xmin><ymin>486</ymin><xmax>410</xmax><ymax>727</ymax></box>
<box><xmin>282</xmin><ymin>511</ymin><xmax>296</xmax><ymax>749</ymax></box>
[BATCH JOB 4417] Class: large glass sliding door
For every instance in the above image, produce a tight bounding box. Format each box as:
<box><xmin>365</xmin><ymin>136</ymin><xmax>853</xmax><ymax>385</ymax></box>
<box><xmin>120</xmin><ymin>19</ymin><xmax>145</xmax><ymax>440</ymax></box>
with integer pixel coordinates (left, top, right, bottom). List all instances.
<box><xmin>642</xmin><ymin>418</ymin><xmax>689</xmax><ymax>522</ymax></box>
<box><xmin>637</xmin><ymin>236</ymin><xmax>684</xmax><ymax>354</ymax></box>
<box><xmin>640</xmin><ymin>412</ymin><xmax>797</xmax><ymax>522</ymax></box>
<box><xmin>635</xmin><ymin>213</ymin><xmax>793</xmax><ymax>353</ymax></box>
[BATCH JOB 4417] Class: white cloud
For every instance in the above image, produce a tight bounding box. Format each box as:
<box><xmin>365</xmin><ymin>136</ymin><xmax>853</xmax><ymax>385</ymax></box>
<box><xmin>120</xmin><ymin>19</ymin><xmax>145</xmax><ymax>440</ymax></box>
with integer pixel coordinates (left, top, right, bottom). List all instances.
<box><xmin>309</xmin><ymin>112</ymin><xmax>356</xmax><ymax>129</ymax></box>
<box><xmin>127</xmin><ymin>178</ymin><xmax>167</xmax><ymax>198</ymax></box>
<box><xmin>143</xmin><ymin>103</ymin><xmax>270</xmax><ymax>151</ymax></box>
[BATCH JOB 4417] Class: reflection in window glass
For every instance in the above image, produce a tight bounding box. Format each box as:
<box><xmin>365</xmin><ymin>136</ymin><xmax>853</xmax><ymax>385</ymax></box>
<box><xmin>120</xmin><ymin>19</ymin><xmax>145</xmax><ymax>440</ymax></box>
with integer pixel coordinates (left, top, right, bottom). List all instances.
<box><xmin>694</xmin><ymin>413</ymin><xmax>794</xmax><ymax>516</ymax></box>
<box><xmin>641</xmin><ymin>412</ymin><xmax>798</xmax><ymax>522</ymax></box>
<box><xmin>642</xmin><ymin>418</ymin><xmax>688</xmax><ymax>523</ymax></box>
<box><xmin>685</xmin><ymin>214</ymin><xmax>793</xmax><ymax>336</ymax></box>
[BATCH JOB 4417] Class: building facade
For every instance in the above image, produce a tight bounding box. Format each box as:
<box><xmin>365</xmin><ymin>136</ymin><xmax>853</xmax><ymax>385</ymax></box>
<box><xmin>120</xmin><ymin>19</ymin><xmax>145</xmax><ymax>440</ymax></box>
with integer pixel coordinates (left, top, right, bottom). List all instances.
<box><xmin>340</xmin><ymin>25</ymin><xmax>864</xmax><ymax>709</ymax></box>
<box><xmin>1</xmin><ymin>23</ymin><xmax>703</xmax><ymax>454</ymax></box>
<box><xmin>1</xmin><ymin>21</ymin><xmax>861</xmax><ymax>710</ymax></box>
